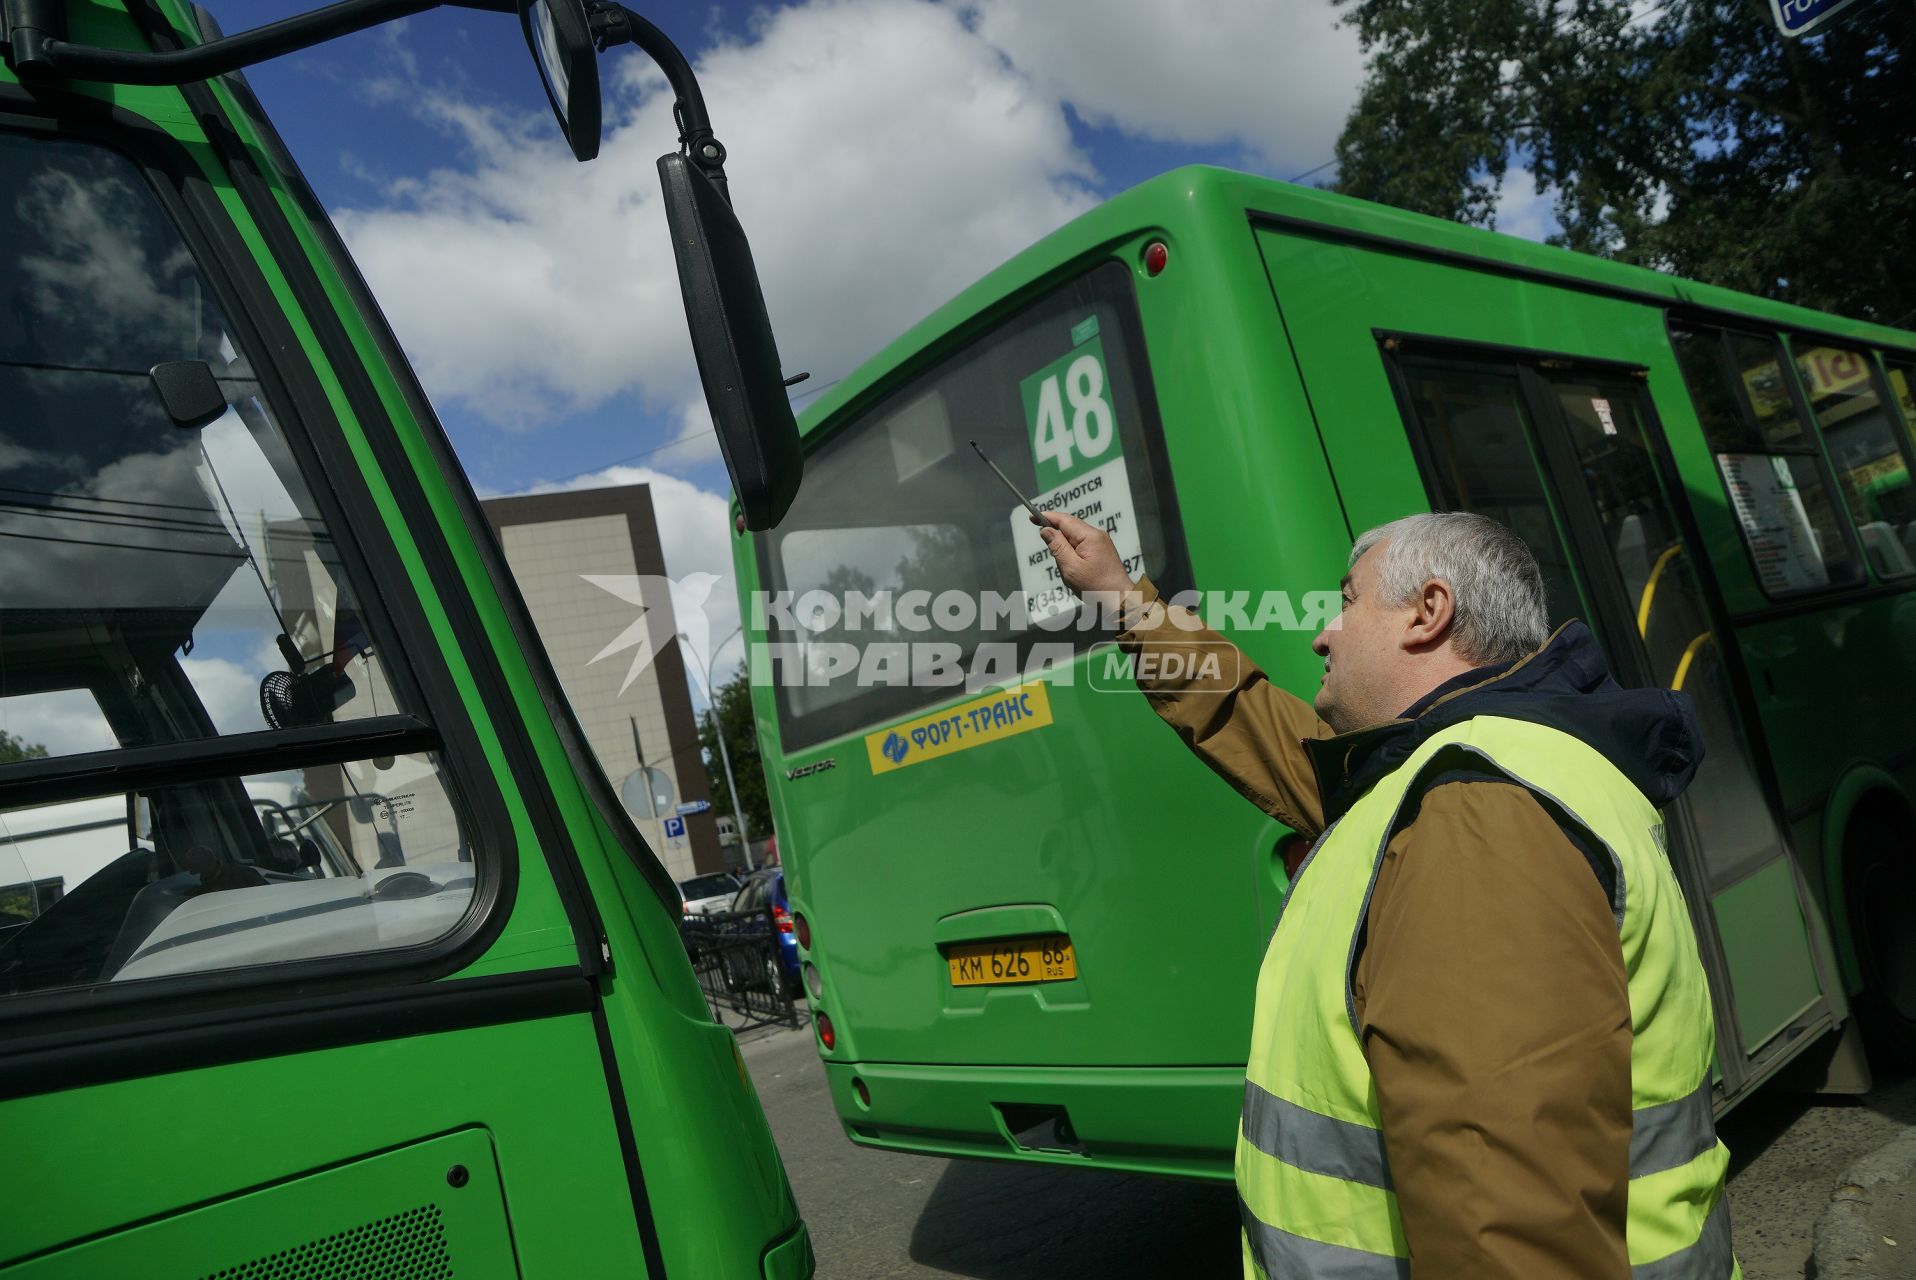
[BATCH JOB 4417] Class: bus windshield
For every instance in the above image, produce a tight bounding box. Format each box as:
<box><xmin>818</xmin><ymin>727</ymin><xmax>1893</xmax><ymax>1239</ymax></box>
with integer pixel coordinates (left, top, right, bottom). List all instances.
<box><xmin>759</xmin><ymin>262</ymin><xmax>1182</xmax><ymax>748</ymax></box>
<box><xmin>0</xmin><ymin>129</ymin><xmax>472</xmax><ymax>997</ymax></box>
<box><xmin>1</xmin><ymin>130</ymin><xmax>398</xmax><ymax>753</ymax></box>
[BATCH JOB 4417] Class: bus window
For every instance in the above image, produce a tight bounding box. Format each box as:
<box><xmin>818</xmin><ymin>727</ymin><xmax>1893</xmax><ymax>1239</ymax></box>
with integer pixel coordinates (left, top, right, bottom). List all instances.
<box><xmin>1543</xmin><ymin>379</ymin><xmax>1787</xmax><ymax>893</ymax></box>
<box><xmin>0</xmin><ymin>690</ymin><xmax>115</xmax><ymax>759</ymax></box>
<box><xmin>0</xmin><ymin>132</ymin><xmax>404</xmax><ymax>756</ymax></box>
<box><xmin>1397</xmin><ymin>363</ymin><xmax>1586</xmax><ymax>624</ymax></box>
<box><xmin>0</xmin><ymin>132</ymin><xmax>480</xmax><ymax>995</ymax></box>
<box><xmin>1887</xmin><ymin>358</ymin><xmax>1916</xmax><ymax>427</ymax></box>
<box><xmin>1790</xmin><ymin>341</ymin><xmax>1916</xmax><ymax>579</ymax></box>
<box><xmin>1668</xmin><ymin>322</ymin><xmax>1862</xmax><ymax>596</ymax></box>
<box><xmin>758</xmin><ymin>262</ymin><xmax>1181</xmax><ymax>748</ymax></box>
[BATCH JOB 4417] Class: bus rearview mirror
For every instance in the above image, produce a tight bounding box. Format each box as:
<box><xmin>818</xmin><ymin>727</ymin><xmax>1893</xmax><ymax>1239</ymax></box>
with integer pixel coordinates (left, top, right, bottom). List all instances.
<box><xmin>658</xmin><ymin>153</ymin><xmax>803</xmax><ymax>531</ymax></box>
<box><xmin>519</xmin><ymin>0</ymin><xmax>601</xmax><ymax>162</ymax></box>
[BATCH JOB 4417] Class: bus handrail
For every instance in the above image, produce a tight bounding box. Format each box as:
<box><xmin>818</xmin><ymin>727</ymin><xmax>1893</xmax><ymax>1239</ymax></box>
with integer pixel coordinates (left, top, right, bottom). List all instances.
<box><xmin>1637</xmin><ymin>543</ymin><xmax>1685</xmax><ymax>637</ymax></box>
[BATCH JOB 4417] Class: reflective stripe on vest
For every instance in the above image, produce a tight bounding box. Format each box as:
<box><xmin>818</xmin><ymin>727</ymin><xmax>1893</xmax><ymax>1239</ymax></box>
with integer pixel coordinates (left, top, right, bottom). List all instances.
<box><xmin>1237</xmin><ymin>716</ymin><xmax>1735</xmax><ymax>1279</ymax></box>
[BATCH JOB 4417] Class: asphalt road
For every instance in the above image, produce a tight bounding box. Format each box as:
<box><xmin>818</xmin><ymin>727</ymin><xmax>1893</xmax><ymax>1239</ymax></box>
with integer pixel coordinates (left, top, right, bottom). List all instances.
<box><xmin>740</xmin><ymin>1016</ymin><xmax>1916</xmax><ymax>1280</ymax></box>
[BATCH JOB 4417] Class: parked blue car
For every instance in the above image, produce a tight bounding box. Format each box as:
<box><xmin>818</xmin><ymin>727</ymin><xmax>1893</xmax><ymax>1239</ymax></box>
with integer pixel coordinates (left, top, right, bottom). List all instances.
<box><xmin>726</xmin><ymin>868</ymin><xmax>800</xmax><ymax>997</ymax></box>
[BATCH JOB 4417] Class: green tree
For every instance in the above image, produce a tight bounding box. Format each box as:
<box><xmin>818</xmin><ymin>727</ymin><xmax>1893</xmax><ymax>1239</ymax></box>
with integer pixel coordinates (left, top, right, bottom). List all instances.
<box><xmin>0</xmin><ymin>730</ymin><xmax>47</xmax><ymax>764</ymax></box>
<box><xmin>1332</xmin><ymin>0</ymin><xmax>1916</xmax><ymax>325</ymax></box>
<box><xmin>698</xmin><ymin>667</ymin><xmax>773</xmax><ymax>844</ymax></box>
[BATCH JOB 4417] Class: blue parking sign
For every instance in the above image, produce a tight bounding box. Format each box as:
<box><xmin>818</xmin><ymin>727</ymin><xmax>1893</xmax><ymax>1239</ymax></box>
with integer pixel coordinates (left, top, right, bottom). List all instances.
<box><xmin>663</xmin><ymin>816</ymin><xmax>686</xmax><ymax>839</ymax></box>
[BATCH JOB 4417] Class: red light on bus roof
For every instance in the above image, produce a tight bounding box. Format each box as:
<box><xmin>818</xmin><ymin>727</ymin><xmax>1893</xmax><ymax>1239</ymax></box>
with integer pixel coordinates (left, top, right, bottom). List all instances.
<box><xmin>794</xmin><ymin>911</ymin><xmax>811</xmax><ymax>949</ymax></box>
<box><xmin>1143</xmin><ymin>241</ymin><xmax>1169</xmax><ymax>276</ymax></box>
<box><xmin>817</xmin><ymin>1012</ymin><xmax>836</xmax><ymax>1051</ymax></box>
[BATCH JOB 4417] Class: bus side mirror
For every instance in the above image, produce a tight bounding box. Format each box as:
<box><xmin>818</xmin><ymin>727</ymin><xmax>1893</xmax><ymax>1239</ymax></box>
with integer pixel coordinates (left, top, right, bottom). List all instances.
<box><xmin>658</xmin><ymin>154</ymin><xmax>803</xmax><ymax>531</ymax></box>
<box><xmin>517</xmin><ymin>0</ymin><xmax>802</xmax><ymax>528</ymax></box>
<box><xmin>519</xmin><ymin>0</ymin><xmax>601</xmax><ymax>162</ymax></box>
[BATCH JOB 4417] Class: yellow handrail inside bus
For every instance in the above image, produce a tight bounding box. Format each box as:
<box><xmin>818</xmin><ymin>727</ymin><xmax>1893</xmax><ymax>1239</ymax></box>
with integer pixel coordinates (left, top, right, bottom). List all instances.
<box><xmin>1637</xmin><ymin>544</ymin><xmax>1684</xmax><ymax>637</ymax></box>
<box><xmin>1672</xmin><ymin>632</ymin><xmax>1713</xmax><ymax>691</ymax></box>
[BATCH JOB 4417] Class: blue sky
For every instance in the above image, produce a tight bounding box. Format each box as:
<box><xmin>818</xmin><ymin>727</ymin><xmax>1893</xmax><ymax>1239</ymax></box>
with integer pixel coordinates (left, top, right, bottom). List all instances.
<box><xmin>209</xmin><ymin>0</ymin><xmax>1362</xmax><ymax>484</ymax></box>
<box><xmin>197</xmin><ymin>0</ymin><xmax>1555</xmax><ymax>686</ymax></box>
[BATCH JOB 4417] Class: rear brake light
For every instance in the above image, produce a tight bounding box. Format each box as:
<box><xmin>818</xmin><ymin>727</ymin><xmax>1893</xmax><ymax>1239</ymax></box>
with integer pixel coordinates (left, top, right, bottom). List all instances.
<box><xmin>816</xmin><ymin>1011</ymin><xmax>836</xmax><ymax>1051</ymax></box>
<box><xmin>772</xmin><ymin>905</ymin><xmax>794</xmax><ymax>933</ymax></box>
<box><xmin>794</xmin><ymin>911</ymin><xmax>811</xmax><ymax>949</ymax></box>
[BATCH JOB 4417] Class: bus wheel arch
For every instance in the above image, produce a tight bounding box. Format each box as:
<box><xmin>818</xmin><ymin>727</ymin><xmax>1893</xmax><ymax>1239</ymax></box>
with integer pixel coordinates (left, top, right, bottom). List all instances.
<box><xmin>1831</xmin><ymin>774</ymin><xmax>1916</xmax><ymax>1067</ymax></box>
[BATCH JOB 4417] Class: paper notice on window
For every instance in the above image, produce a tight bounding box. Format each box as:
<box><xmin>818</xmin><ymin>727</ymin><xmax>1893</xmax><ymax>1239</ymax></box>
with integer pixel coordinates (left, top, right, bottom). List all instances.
<box><xmin>1717</xmin><ymin>453</ymin><xmax>1830</xmax><ymax>594</ymax></box>
<box><xmin>1010</xmin><ymin>453</ymin><xmax>1144</xmax><ymax>625</ymax></box>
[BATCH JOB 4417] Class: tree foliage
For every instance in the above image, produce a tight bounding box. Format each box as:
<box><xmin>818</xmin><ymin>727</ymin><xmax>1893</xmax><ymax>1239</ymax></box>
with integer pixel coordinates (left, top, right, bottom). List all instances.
<box><xmin>697</xmin><ymin>666</ymin><xmax>773</xmax><ymax>843</ymax></box>
<box><xmin>1332</xmin><ymin>0</ymin><xmax>1916</xmax><ymax>325</ymax></box>
<box><xmin>0</xmin><ymin>730</ymin><xmax>47</xmax><ymax>765</ymax></box>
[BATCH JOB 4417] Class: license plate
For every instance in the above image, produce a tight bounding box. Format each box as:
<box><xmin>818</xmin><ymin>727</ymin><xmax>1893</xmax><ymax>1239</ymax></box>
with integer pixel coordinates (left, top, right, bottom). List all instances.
<box><xmin>946</xmin><ymin>936</ymin><xmax>1077</xmax><ymax>987</ymax></box>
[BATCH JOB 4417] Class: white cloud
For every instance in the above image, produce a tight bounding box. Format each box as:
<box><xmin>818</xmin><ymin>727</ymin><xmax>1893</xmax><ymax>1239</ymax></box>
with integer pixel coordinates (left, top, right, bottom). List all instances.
<box><xmin>181</xmin><ymin>656</ymin><xmax>271</xmax><ymax>738</ymax></box>
<box><xmin>1</xmin><ymin>688</ymin><xmax>116</xmax><ymax>758</ymax></box>
<box><xmin>1494</xmin><ymin>168</ymin><xmax>1559</xmax><ymax>244</ymax></box>
<box><xmin>336</xmin><ymin>0</ymin><xmax>1098</xmax><ymax>458</ymax></box>
<box><xmin>959</xmin><ymin>0</ymin><xmax>1363</xmax><ymax>178</ymax></box>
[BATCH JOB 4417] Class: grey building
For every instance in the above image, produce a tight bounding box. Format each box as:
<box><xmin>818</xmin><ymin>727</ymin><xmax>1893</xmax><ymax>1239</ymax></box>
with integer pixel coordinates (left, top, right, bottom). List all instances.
<box><xmin>483</xmin><ymin>485</ymin><xmax>725</xmax><ymax>883</ymax></box>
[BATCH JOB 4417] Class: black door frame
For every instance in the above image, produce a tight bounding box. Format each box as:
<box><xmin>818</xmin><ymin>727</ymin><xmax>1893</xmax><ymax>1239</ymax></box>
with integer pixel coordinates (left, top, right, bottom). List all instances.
<box><xmin>1378</xmin><ymin>338</ymin><xmax>1835</xmax><ymax>1100</ymax></box>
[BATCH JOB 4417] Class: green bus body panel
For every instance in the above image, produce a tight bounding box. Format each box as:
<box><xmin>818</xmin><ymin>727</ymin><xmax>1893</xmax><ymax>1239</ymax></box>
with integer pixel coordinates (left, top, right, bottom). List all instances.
<box><xmin>6</xmin><ymin>1130</ymin><xmax>519</xmax><ymax>1280</ymax></box>
<box><xmin>1711</xmin><ymin>859</ymin><xmax>1825</xmax><ymax>1055</ymax></box>
<box><xmin>0</xmin><ymin>1019</ymin><xmax>638</xmax><ymax>1275</ymax></box>
<box><xmin>753</xmin><ymin>165</ymin><xmax>1915</xmax><ymax>1177</ymax></box>
<box><xmin>1</xmin><ymin>2</ymin><xmax>807</xmax><ymax>1272</ymax></box>
<box><xmin>824</xmin><ymin>1061</ymin><xmax>1245</xmax><ymax>1181</ymax></box>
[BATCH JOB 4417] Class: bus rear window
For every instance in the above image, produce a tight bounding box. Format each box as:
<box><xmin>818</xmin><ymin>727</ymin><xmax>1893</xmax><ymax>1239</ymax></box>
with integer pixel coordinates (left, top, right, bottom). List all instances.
<box><xmin>758</xmin><ymin>262</ymin><xmax>1181</xmax><ymax>749</ymax></box>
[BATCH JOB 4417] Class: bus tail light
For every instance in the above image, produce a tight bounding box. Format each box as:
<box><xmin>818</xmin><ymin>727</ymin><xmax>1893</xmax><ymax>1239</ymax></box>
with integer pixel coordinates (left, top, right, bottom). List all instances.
<box><xmin>816</xmin><ymin>1011</ymin><xmax>836</xmax><ymax>1051</ymax></box>
<box><xmin>771</xmin><ymin>904</ymin><xmax>794</xmax><ymax>933</ymax></box>
<box><xmin>794</xmin><ymin>911</ymin><xmax>811</xmax><ymax>949</ymax></box>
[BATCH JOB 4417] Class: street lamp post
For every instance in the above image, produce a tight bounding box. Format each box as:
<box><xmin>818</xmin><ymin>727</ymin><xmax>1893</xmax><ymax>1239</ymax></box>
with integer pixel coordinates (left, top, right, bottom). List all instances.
<box><xmin>685</xmin><ymin>625</ymin><xmax>755</xmax><ymax>873</ymax></box>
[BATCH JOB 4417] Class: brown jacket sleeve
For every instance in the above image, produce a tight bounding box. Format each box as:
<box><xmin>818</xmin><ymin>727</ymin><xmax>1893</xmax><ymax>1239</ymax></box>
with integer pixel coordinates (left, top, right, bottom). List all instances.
<box><xmin>1357</xmin><ymin>781</ymin><xmax>1632</xmax><ymax>1279</ymax></box>
<box><xmin>1115</xmin><ymin>575</ymin><xmax>1330</xmax><ymax>838</ymax></box>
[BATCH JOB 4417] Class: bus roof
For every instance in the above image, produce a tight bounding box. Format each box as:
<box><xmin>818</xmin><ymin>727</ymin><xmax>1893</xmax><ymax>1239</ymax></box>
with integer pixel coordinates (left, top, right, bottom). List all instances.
<box><xmin>798</xmin><ymin>164</ymin><xmax>1916</xmax><ymax>440</ymax></box>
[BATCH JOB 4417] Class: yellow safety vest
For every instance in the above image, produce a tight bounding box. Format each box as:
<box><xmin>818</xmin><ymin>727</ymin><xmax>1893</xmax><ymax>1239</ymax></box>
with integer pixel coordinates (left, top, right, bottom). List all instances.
<box><xmin>1238</xmin><ymin>715</ymin><xmax>1736</xmax><ymax>1279</ymax></box>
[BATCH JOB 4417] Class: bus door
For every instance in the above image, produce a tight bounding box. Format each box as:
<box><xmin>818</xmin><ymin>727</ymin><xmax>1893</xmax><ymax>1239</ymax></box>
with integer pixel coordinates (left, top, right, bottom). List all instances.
<box><xmin>1383</xmin><ymin>346</ymin><xmax>1838</xmax><ymax>1099</ymax></box>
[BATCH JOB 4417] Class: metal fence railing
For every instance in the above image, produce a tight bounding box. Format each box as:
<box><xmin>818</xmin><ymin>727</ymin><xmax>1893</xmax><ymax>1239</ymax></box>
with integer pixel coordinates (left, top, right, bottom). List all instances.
<box><xmin>680</xmin><ymin>908</ymin><xmax>802</xmax><ymax>1031</ymax></box>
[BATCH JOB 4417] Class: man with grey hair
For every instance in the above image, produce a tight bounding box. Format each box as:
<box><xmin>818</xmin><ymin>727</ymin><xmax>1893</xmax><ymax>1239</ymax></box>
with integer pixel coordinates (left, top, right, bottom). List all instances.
<box><xmin>1039</xmin><ymin>509</ymin><xmax>1732</xmax><ymax>1280</ymax></box>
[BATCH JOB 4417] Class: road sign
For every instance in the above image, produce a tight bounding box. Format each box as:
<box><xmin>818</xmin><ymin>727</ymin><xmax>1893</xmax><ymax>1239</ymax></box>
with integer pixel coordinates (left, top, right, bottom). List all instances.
<box><xmin>1770</xmin><ymin>0</ymin><xmax>1863</xmax><ymax>37</ymax></box>
<box><xmin>663</xmin><ymin>816</ymin><xmax>686</xmax><ymax>839</ymax></box>
<box><xmin>675</xmin><ymin>799</ymin><xmax>712</xmax><ymax>815</ymax></box>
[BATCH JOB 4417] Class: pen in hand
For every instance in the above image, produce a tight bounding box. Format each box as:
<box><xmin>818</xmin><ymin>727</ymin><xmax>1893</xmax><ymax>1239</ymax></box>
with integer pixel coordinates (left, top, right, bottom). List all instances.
<box><xmin>969</xmin><ymin>440</ymin><xmax>1047</xmax><ymax>526</ymax></box>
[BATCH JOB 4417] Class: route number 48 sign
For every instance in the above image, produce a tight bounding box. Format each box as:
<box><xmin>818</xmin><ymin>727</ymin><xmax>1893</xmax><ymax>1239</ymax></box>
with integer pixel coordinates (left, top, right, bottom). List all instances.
<box><xmin>1022</xmin><ymin>335</ymin><xmax>1118</xmax><ymax>490</ymax></box>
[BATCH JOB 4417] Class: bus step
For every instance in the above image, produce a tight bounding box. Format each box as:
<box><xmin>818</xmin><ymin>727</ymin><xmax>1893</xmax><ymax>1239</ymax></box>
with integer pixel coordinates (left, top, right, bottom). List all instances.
<box><xmin>995</xmin><ymin>1103</ymin><xmax>1086</xmax><ymax>1156</ymax></box>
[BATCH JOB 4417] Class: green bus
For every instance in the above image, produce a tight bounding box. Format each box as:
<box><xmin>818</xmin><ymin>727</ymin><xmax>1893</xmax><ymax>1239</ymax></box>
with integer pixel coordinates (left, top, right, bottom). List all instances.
<box><xmin>0</xmin><ymin>0</ymin><xmax>813</xmax><ymax>1275</ymax></box>
<box><xmin>745</xmin><ymin>164</ymin><xmax>1916</xmax><ymax>1181</ymax></box>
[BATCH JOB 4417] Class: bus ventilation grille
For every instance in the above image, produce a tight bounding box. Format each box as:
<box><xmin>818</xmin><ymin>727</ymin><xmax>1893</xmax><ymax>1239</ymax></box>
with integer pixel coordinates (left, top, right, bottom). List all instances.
<box><xmin>199</xmin><ymin>1204</ymin><xmax>452</xmax><ymax>1280</ymax></box>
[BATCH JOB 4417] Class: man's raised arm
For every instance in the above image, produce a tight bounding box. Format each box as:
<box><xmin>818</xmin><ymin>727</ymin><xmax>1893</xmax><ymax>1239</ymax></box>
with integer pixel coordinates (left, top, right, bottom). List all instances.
<box><xmin>1039</xmin><ymin>513</ymin><xmax>1329</xmax><ymax>839</ymax></box>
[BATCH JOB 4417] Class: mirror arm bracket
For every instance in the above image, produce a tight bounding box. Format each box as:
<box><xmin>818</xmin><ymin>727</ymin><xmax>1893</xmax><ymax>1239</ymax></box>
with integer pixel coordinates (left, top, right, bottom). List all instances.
<box><xmin>590</xmin><ymin>2</ymin><xmax>731</xmax><ymax>200</ymax></box>
<box><xmin>2</xmin><ymin>0</ymin><xmax>506</xmax><ymax>85</ymax></box>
